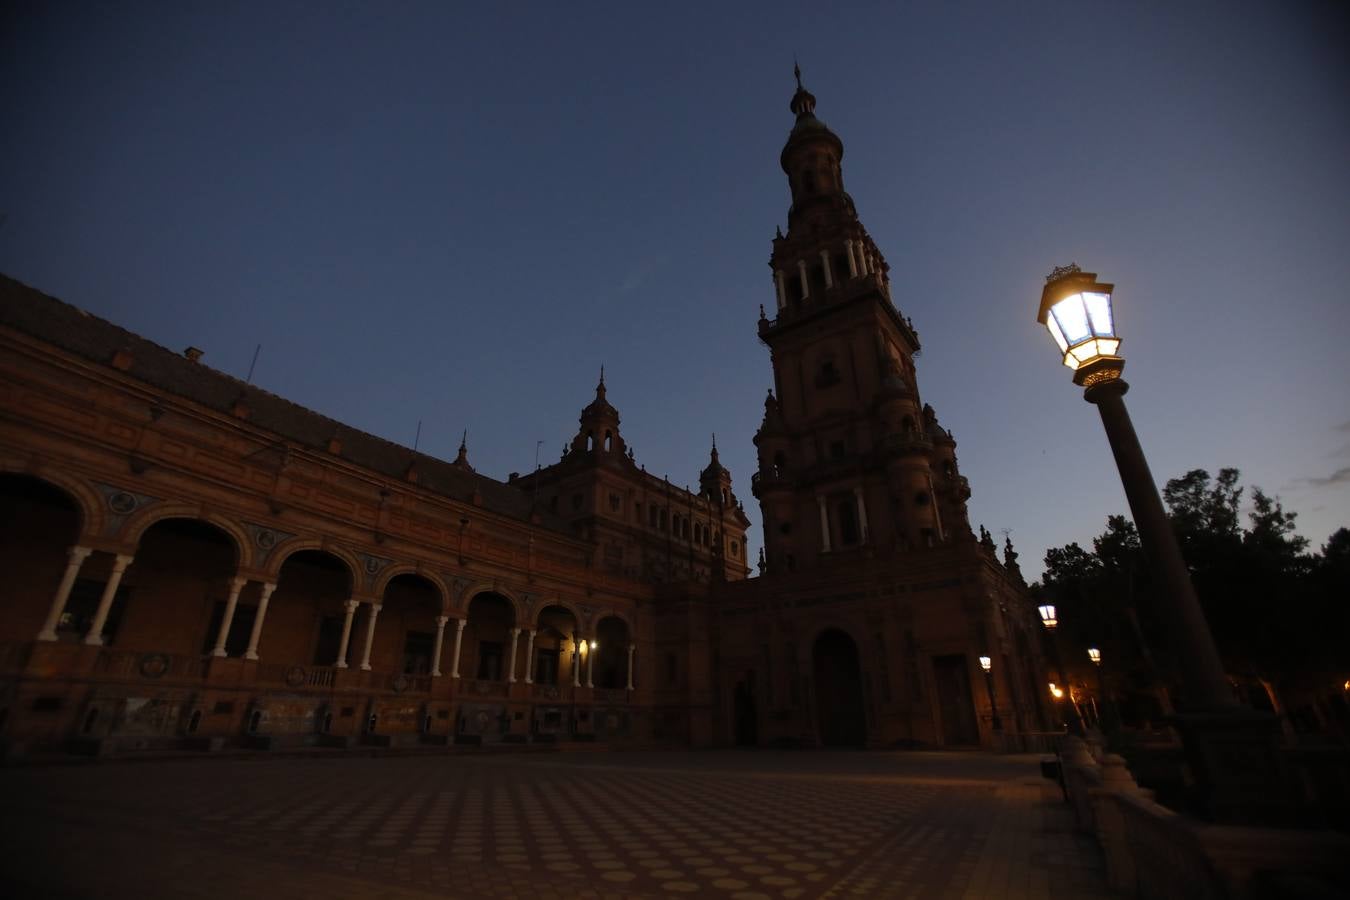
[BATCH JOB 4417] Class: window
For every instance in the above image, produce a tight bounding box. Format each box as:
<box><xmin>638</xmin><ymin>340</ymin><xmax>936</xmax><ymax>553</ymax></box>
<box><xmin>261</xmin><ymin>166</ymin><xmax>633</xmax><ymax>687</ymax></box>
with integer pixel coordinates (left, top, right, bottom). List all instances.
<box><xmin>659</xmin><ymin>508</ymin><xmax>668</xmax><ymax>530</ymax></box>
<box><xmin>649</xmin><ymin>506</ymin><xmax>658</xmax><ymax>528</ymax></box>
<box><xmin>534</xmin><ymin>648</ymin><xmax>560</xmax><ymax>686</ymax></box>
<box><xmin>571</xmin><ymin>493</ymin><xmax>583</xmax><ymax>512</ymax></box>
<box><xmin>586</xmin><ymin>432</ymin><xmax>595</xmax><ymax>451</ymax></box>
<box><xmin>403</xmin><ymin>631</ymin><xmax>435</xmax><ymax>674</ymax></box>
<box><xmin>730</xmin><ymin>540</ymin><xmax>740</xmax><ymax>558</ymax></box>
<box><xmin>604</xmin><ymin>431</ymin><xmax>613</xmax><ymax>451</ymax></box>
<box><xmin>921</xmin><ymin>528</ymin><xmax>935</xmax><ymax>547</ymax></box>
<box><xmin>816</xmin><ymin>358</ymin><xmax>841</xmax><ymax>388</ymax></box>
<box><xmin>915</xmin><ymin>491</ymin><xmax>930</xmax><ymax>506</ymax></box>
<box><xmin>314</xmin><ymin>615</ymin><xmax>346</xmax><ymax>665</ymax></box>
<box><xmin>477</xmin><ymin>641</ymin><xmax>504</xmax><ymax>680</ymax></box>
<box><xmin>779</xmin><ymin>522</ymin><xmax>792</xmax><ymax>535</ymax></box>
<box><xmin>548</xmin><ymin>495</ymin><xmax>558</xmax><ymax>512</ymax></box>
<box><xmin>609</xmin><ymin>492</ymin><xmax>621</xmax><ymax>512</ymax></box>
<box><xmin>830</xmin><ymin>440</ymin><xmax>846</xmax><ymax>460</ymax></box>
<box><xmin>838</xmin><ymin>497</ymin><xmax>860</xmax><ymax>545</ymax></box>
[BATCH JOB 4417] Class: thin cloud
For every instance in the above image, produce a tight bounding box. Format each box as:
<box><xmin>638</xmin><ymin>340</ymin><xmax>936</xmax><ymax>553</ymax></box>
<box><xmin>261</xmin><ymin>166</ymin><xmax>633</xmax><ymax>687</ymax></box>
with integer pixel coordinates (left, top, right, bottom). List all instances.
<box><xmin>1294</xmin><ymin>466</ymin><xmax>1350</xmax><ymax>489</ymax></box>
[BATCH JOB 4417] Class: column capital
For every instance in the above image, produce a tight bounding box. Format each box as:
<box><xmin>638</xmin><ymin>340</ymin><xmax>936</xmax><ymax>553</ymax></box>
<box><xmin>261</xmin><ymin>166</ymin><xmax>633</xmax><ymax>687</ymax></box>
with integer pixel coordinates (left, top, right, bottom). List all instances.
<box><xmin>228</xmin><ymin>575</ymin><xmax>249</xmax><ymax>592</ymax></box>
<box><xmin>455</xmin><ymin>618</ymin><xmax>467</xmax><ymax>632</ymax></box>
<box><xmin>111</xmin><ymin>554</ymin><xmax>135</xmax><ymax>571</ymax></box>
<box><xmin>69</xmin><ymin>545</ymin><xmax>94</xmax><ymax>563</ymax></box>
<box><xmin>629</xmin><ymin>643</ymin><xmax>636</xmax><ymax>652</ymax></box>
<box><xmin>368</xmin><ymin>603</ymin><xmax>383</xmax><ymax>614</ymax></box>
<box><xmin>259</xmin><ymin>582</ymin><xmax>277</xmax><ymax>599</ymax></box>
<box><xmin>344</xmin><ymin>599</ymin><xmax>360</xmax><ymax>613</ymax></box>
<box><xmin>509</xmin><ymin>626</ymin><xmax>521</xmax><ymax>636</ymax></box>
<box><xmin>435</xmin><ymin>615</ymin><xmax>449</xmax><ymax>627</ymax></box>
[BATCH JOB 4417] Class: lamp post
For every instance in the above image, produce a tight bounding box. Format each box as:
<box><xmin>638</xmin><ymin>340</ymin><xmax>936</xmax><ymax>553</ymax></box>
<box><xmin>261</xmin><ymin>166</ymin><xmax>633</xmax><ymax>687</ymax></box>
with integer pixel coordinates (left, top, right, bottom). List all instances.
<box><xmin>1036</xmin><ymin>603</ymin><xmax>1083</xmax><ymax>733</ymax></box>
<box><xmin>1036</xmin><ymin>265</ymin><xmax>1284</xmax><ymax>822</ymax></box>
<box><xmin>979</xmin><ymin>655</ymin><xmax>1003</xmax><ymax>733</ymax></box>
<box><xmin>1087</xmin><ymin>647</ymin><xmax>1111</xmax><ymax>732</ymax></box>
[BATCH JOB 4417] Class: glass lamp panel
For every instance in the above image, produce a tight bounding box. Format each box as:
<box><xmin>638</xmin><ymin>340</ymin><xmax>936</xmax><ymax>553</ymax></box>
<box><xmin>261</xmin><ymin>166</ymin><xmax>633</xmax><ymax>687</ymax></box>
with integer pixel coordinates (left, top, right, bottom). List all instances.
<box><xmin>1050</xmin><ymin>294</ymin><xmax>1091</xmax><ymax>343</ymax></box>
<box><xmin>1083</xmin><ymin>292</ymin><xmax>1115</xmax><ymax>337</ymax></box>
<box><xmin>979</xmin><ymin>655</ymin><xmax>991</xmax><ymax>670</ymax></box>
<box><xmin>1098</xmin><ymin>337</ymin><xmax>1120</xmax><ymax>356</ymax></box>
<box><xmin>1045</xmin><ymin>316</ymin><xmax>1069</xmax><ymax>353</ymax></box>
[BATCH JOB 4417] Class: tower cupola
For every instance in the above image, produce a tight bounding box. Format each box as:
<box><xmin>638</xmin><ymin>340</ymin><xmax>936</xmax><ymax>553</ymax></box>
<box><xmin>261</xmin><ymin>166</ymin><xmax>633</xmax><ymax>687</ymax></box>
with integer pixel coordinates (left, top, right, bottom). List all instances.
<box><xmin>569</xmin><ymin>368</ymin><xmax>626</xmax><ymax>457</ymax></box>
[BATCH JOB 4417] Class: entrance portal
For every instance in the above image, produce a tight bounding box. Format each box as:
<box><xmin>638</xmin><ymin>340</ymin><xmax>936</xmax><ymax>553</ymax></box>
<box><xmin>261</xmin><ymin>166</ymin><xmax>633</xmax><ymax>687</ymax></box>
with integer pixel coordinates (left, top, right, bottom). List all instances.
<box><xmin>812</xmin><ymin>630</ymin><xmax>866</xmax><ymax>747</ymax></box>
<box><xmin>932</xmin><ymin>654</ymin><xmax>980</xmax><ymax>746</ymax></box>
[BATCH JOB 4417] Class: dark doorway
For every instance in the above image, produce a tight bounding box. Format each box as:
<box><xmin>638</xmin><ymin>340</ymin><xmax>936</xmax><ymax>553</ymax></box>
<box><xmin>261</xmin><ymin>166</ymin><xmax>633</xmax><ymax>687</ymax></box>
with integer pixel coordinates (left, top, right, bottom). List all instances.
<box><xmin>813</xmin><ymin>629</ymin><xmax>866</xmax><ymax>747</ymax></box>
<box><xmin>933</xmin><ymin>654</ymin><xmax>980</xmax><ymax>746</ymax></box>
<box><xmin>733</xmin><ymin>674</ymin><xmax>758</xmax><ymax>746</ymax></box>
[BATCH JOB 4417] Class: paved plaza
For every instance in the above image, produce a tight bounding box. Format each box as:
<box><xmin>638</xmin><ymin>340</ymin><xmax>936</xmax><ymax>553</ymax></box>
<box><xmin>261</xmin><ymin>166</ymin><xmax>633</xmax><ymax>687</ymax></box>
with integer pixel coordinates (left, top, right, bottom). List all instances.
<box><xmin>0</xmin><ymin>750</ymin><xmax>1112</xmax><ymax>899</ymax></box>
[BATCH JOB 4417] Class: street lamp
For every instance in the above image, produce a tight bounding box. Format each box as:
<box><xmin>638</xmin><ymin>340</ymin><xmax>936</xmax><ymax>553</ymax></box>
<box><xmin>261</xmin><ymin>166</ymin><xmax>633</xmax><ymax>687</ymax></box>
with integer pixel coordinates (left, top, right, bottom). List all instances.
<box><xmin>1087</xmin><ymin>648</ymin><xmax>1101</xmax><ymax>665</ymax></box>
<box><xmin>979</xmin><ymin>655</ymin><xmax>1002</xmax><ymax>732</ymax></box>
<box><xmin>1036</xmin><ymin>265</ymin><xmax>1283</xmax><ymax>822</ymax></box>
<box><xmin>1037</xmin><ymin>605</ymin><xmax>1057</xmax><ymax>630</ymax></box>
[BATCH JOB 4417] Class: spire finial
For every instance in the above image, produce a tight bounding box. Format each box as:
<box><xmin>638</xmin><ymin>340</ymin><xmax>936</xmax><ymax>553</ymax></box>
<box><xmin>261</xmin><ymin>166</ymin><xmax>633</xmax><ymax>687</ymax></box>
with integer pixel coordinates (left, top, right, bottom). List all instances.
<box><xmin>788</xmin><ymin>60</ymin><xmax>816</xmax><ymax>119</ymax></box>
<box><xmin>711</xmin><ymin>432</ymin><xmax>717</xmax><ymax>451</ymax></box>
<box><xmin>599</xmin><ymin>364</ymin><xmax>605</xmax><ymax>385</ymax></box>
<box><xmin>459</xmin><ymin>429</ymin><xmax>467</xmax><ymax>452</ymax></box>
<box><xmin>794</xmin><ymin>58</ymin><xmax>802</xmax><ymax>90</ymax></box>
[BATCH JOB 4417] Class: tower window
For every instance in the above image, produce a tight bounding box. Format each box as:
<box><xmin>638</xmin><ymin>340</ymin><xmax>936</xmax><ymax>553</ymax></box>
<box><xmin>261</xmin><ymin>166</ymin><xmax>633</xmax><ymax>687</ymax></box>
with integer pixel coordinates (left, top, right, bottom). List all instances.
<box><xmin>572</xmin><ymin>493</ymin><xmax>583</xmax><ymax>511</ymax></box>
<box><xmin>816</xmin><ymin>358</ymin><xmax>840</xmax><ymax>388</ymax></box>
<box><xmin>915</xmin><ymin>492</ymin><xmax>930</xmax><ymax>507</ymax></box>
<box><xmin>586</xmin><ymin>432</ymin><xmax>595</xmax><ymax>451</ymax></box>
<box><xmin>838</xmin><ymin>497</ymin><xmax>860</xmax><ymax>546</ymax></box>
<box><xmin>609</xmin><ymin>492</ymin><xmax>621</xmax><ymax>512</ymax></box>
<box><xmin>604</xmin><ymin>431</ymin><xmax>613</xmax><ymax>451</ymax></box>
<box><xmin>730</xmin><ymin>540</ymin><xmax>740</xmax><ymax>558</ymax></box>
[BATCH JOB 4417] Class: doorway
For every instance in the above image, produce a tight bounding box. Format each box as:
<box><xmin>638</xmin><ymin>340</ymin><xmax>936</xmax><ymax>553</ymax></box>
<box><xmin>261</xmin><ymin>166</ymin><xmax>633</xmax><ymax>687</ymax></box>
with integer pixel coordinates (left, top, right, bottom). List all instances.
<box><xmin>813</xmin><ymin>630</ymin><xmax>866</xmax><ymax>747</ymax></box>
<box><xmin>932</xmin><ymin>654</ymin><xmax>980</xmax><ymax>746</ymax></box>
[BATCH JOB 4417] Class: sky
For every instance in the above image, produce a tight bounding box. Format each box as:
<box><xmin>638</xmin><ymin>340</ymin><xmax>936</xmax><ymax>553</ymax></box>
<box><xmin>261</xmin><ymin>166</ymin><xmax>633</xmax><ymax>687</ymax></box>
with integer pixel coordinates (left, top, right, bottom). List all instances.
<box><xmin>3</xmin><ymin>1</ymin><xmax>1348</xmax><ymax>578</ymax></box>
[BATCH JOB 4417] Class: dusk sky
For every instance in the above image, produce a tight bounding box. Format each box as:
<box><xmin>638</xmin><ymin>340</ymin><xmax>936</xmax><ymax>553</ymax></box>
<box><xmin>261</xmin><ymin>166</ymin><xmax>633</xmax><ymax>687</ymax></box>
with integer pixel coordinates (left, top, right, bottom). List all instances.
<box><xmin>3</xmin><ymin>1</ymin><xmax>1347</xmax><ymax>577</ymax></box>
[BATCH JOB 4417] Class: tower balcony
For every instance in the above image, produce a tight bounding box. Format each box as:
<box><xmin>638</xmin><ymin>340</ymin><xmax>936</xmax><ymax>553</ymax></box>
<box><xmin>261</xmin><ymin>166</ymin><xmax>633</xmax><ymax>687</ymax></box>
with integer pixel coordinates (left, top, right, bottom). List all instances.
<box><xmin>759</xmin><ymin>272</ymin><xmax>920</xmax><ymax>351</ymax></box>
<box><xmin>880</xmin><ymin>432</ymin><xmax>934</xmax><ymax>457</ymax></box>
<box><xmin>750</xmin><ymin>470</ymin><xmax>792</xmax><ymax>498</ymax></box>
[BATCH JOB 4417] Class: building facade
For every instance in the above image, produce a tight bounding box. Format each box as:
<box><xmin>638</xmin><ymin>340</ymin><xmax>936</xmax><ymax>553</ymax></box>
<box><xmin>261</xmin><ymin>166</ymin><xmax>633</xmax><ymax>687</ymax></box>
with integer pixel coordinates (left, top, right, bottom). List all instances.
<box><xmin>0</xmin><ymin>76</ymin><xmax>1049</xmax><ymax>758</ymax></box>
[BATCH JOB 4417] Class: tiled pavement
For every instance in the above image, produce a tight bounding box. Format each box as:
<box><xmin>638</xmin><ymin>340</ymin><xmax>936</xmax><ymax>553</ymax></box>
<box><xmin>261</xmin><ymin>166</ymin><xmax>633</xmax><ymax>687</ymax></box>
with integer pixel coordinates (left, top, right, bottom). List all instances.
<box><xmin>0</xmin><ymin>751</ymin><xmax>1113</xmax><ymax>899</ymax></box>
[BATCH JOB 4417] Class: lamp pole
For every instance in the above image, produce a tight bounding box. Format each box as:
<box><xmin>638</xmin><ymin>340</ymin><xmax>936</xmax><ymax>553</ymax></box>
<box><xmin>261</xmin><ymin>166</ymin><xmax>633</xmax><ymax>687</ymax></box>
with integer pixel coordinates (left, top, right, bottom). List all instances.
<box><xmin>1036</xmin><ymin>265</ymin><xmax>1284</xmax><ymax>822</ymax></box>
<box><xmin>979</xmin><ymin>656</ymin><xmax>1002</xmax><ymax>733</ymax></box>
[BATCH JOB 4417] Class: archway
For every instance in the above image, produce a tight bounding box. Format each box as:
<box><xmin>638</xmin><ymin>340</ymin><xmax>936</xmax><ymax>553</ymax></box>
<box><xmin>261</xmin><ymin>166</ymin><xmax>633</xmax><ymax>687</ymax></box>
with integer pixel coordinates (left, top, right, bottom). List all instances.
<box><xmin>813</xmin><ymin>629</ymin><xmax>866</xmax><ymax>747</ymax></box>
<box><xmin>0</xmin><ymin>474</ymin><xmax>83</xmax><ymax>642</ymax></box>
<box><xmin>381</xmin><ymin>574</ymin><xmax>442</xmax><ymax>675</ymax></box>
<box><xmin>465</xmin><ymin>593</ymin><xmax>514</xmax><ymax>681</ymax></box>
<box><xmin>127</xmin><ymin>518</ymin><xmax>239</xmax><ymax>655</ymax></box>
<box><xmin>272</xmin><ymin>550</ymin><xmax>354</xmax><ymax>667</ymax></box>
<box><xmin>594</xmin><ymin>616</ymin><xmax>630</xmax><ymax>689</ymax></box>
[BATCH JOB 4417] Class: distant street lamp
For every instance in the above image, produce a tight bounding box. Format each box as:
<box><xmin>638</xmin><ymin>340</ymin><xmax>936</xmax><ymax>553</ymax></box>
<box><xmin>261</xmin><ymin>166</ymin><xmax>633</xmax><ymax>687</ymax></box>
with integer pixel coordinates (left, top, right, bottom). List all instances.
<box><xmin>1036</xmin><ymin>265</ymin><xmax>1284</xmax><ymax>822</ymax></box>
<box><xmin>1035</xmin><ymin>602</ymin><xmax>1082</xmax><ymax>733</ymax></box>
<box><xmin>1087</xmin><ymin>647</ymin><xmax>1101</xmax><ymax>666</ymax></box>
<box><xmin>979</xmin><ymin>655</ymin><xmax>1002</xmax><ymax>732</ymax></box>
<box><xmin>1037</xmin><ymin>605</ymin><xmax>1057</xmax><ymax>630</ymax></box>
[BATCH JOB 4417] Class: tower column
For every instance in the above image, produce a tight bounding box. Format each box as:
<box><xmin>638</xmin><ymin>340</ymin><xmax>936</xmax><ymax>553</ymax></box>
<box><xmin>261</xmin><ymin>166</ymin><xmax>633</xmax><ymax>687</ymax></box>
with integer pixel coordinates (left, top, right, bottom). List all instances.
<box><xmin>817</xmin><ymin>496</ymin><xmax>832</xmax><ymax>552</ymax></box>
<box><xmin>507</xmin><ymin>626</ymin><xmax>521</xmax><ymax>683</ymax></box>
<box><xmin>845</xmin><ymin>239</ymin><xmax>858</xmax><ymax>278</ymax></box>
<box><xmin>84</xmin><ymin>554</ymin><xmax>133</xmax><ymax>646</ymax></box>
<box><xmin>627</xmin><ymin>644</ymin><xmax>636</xmax><ymax>691</ymax></box>
<box><xmin>211</xmin><ymin>577</ymin><xmax>249</xmax><ymax>657</ymax></box>
<box><xmin>854</xmin><ymin>486</ymin><xmax>870</xmax><ymax>543</ymax></box>
<box><xmin>572</xmin><ymin>636</ymin><xmax>583</xmax><ymax>687</ymax></box>
<box><xmin>334</xmin><ymin>599</ymin><xmax>358</xmax><ymax>668</ymax></box>
<box><xmin>243</xmin><ymin>582</ymin><xmax>277</xmax><ymax>660</ymax></box>
<box><xmin>37</xmin><ymin>545</ymin><xmax>93</xmax><ymax>641</ymax></box>
<box><xmin>820</xmin><ymin>250</ymin><xmax>833</xmax><ymax>289</ymax></box>
<box><xmin>358</xmin><ymin>603</ymin><xmax>381</xmax><ymax>671</ymax></box>
<box><xmin>797</xmin><ymin>260</ymin><xmax>810</xmax><ymax>299</ymax></box>
<box><xmin>430</xmin><ymin>615</ymin><xmax>448</xmax><ymax>677</ymax></box>
<box><xmin>524</xmin><ymin>629</ymin><xmax>537</xmax><ymax>683</ymax></box>
<box><xmin>774</xmin><ymin>270</ymin><xmax>787</xmax><ymax>310</ymax></box>
<box><xmin>450</xmin><ymin>619</ymin><xmax>467</xmax><ymax>679</ymax></box>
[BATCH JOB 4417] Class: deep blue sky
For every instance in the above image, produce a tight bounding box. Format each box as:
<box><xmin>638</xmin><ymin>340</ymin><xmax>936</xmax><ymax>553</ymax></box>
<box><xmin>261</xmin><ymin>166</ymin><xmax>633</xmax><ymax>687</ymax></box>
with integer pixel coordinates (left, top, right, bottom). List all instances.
<box><xmin>3</xmin><ymin>1</ymin><xmax>1348</xmax><ymax>576</ymax></box>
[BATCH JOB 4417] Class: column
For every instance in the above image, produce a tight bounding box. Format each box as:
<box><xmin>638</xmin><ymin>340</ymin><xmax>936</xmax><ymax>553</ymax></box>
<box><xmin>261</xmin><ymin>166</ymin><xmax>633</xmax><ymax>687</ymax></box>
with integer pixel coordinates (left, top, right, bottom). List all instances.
<box><xmin>845</xmin><ymin>239</ymin><xmax>858</xmax><ymax>277</ymax></box>
<box><xmin>37</xmin><ymin>545</ymin><xmax>93</xmax><ymax>641</ymax></box>
<box><xmin>626</xmin><ymin>644</ymin><xmax>636</xmax><ymax>691</ymax></box>
<box><xmin>334</xmin><ymin>599</ymin><xmax>358</xmax><ymax>668</ymax></box>
<box><xmin>572</xmin><ymin>637</ymin><xmax>582</xmax><ymax>687</ymax></box>
<box><xmin>817</xmin><ymin>496</ymin><xmax>832</xmax><ymax>552</ymax></box>
<box><xmin>853</xmin><ymin>486</ymin><xmax>870</xmax><ymax>543</ymax></box>
<box><xmin>243</xmin><ymin>582</ymin><xmax>276</xmax><ymax>660</ymax></box>
<box><xmin>84</xmin><ymin>554</ymin><xmax>133</xmax><ymax>646</ymax></box>
<box><xmin>358</xmin><ymin>603</ymin><xmax>381</xmax><ymax>671</ymax></box>
<box><xmin>797</xmin><ymin>260</ymin><xmax>810</xmax><ymax>299</ymax></box>
<box><xmin>211</xmin><ymin>577</ymin><xmax>249</xmax><ymax>657</ymax></box>
<box><xmin>450</xmin><ymin>618</ymin><xmax>466</xmax><ymax>678</ymax></box>
<box><xmin>586</xmin><ymin>642</ymin><xmax>595</xmax><ymax>688</ymax></box>
<box><xmin>430</xmin><ymin>615</ymin><xmax>448</xmax><ymax>677</ymax></box>
<box><xmin>774</xmin><ymin>270</ymin><xmax>787</xmax><ymax>311</ymax></box>
<box><xmin>506</xmin><ymin>626</ymin><xmax>521</xmax><ymax>683</ymax></box>
<box><xmin>820</xmin><ymin>249</ymin><xmax>833</xmax><ymax>288</ymax></box>
<box><xmin>524</xmin><ymin>629</ymin><xmax>537</xmax><ymax>684</ymax></box>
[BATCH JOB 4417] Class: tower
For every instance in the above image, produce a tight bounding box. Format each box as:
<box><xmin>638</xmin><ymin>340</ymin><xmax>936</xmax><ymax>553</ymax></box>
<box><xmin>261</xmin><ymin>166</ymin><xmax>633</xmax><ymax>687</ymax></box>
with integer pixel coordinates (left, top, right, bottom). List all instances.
<box><xmin>752</xmin><ymin>69</ymin><xmax>973</xmax><ymax>573</ymax></box>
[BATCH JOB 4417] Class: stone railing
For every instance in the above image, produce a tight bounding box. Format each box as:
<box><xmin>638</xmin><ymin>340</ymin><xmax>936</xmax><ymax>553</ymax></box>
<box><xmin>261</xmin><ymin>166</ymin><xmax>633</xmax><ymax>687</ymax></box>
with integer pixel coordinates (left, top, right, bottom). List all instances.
<box><xmin>1059</xmin><ymin>736</ymin><xmax>1350</xmax><ymax>898</ymax></box>
<box><xmin>380</xmin><ymin>672</ymin><xmax>432</xmax><ymax>694</ymax></box>
<box><xmin>92</xmin><ymin>648</ymin><xmax>206</xmax><ymax>681</ymax></box>
<box><xmin>531</xmin><ymin>683</ymin><xmax>568</xmax><ymax>702</ymax></box>
<box><xmin>465</xmin><ymin>679</ymin><xmax>508</xmax><ymax>698</ymax></box>
<box><xmin>593</xmin><ymin>687</ymin><xmax>629</xmax><ymax>704</ymax></box>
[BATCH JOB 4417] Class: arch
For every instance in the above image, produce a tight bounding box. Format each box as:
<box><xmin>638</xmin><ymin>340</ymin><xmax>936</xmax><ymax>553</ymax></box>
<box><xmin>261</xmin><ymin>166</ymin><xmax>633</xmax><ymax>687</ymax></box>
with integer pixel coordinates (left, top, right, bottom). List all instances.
<box><xmin>594</xmin><ymin>614</ymin><xmax>632</xmax><ymax>690</ymax></box>
<box><xmin>372</xmin><ymin>564</ymin><xmax>449</xmax><ymax>611</ymax></box>
<box><xmin>0</xmin><ymin>466</ymin><xmax>102</xmax><ymax>539</ymax></box>
<box><xmin>813</xmin><ymin>627</ymin><xmax>867</xmax><ymax>747</ymax></box>
<box><xmin>533</xmin><ymin>597</ymin><xmax>583</xmax><ymax>630</ymax></box>
<box><xmin>264</xmin><ymin>538</ymin><xmax>360</xmax><ymax>587</ymax></box>
<box><xmin>604</xmin><ymin>431</ymin><xmax>613</xmax><ymax>452</ymax></box>
<box><xmin>121</xmin><ymin>503</ymin><xmax>248</xmax><ymax>569</ymax></box>
<box><xmin>461</xmin><ymin>583</ymin><xmax>525</xmax><ymax>623</ymax></box>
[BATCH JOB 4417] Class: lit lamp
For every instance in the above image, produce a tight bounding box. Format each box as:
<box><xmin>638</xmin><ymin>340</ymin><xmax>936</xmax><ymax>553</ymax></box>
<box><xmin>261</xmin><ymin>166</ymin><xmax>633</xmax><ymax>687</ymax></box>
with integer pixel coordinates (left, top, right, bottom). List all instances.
<box><xmin>590</xmin><ymin>640</ymin><xmax>598</xmax><ymax>651</ymax></box>
<box><xmin>978</xmin><ymin>655</ymin><xmax>1001</xmax><ymax>732</ymax></box>
<box><xmin>1087</xmin><ymin>648</ymin><xmax>1101</xmax><ymax>665</ymax></box>
<box><xmin>1048</xmin><ymin>682</ymin><xmax>1064</xmax><ymax>700</ymax></box>
<box><xmin>1036</xmin><ymin>265</ymin><xmax>1282</xmax><ymax>822</ymax></box>
<box><xmin>1037</xmin><ymin>604</ymin><xmax>1057</xmax><ymax>630</ymax></box>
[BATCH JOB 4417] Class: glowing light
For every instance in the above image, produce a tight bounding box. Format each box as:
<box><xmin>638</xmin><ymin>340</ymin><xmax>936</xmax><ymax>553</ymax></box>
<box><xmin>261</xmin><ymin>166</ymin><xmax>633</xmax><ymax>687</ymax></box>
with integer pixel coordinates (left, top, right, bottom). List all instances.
<box><xmin>1087</xmin><ymin>647</ymin><xmax>1102</xmax><ymax>665</ymax></box>
<box><xmin>978</xmin><ymin>655</ymin><xmax>992</xmax><ymax>672</ymax></box>
<box><xmin>1037</xmin><ymin>273</ymin><xmax>1121</xmax><ymax>372</ymax></box>
<box><xmin>1048</xmin><ymin>682</ymin><xmax>1065</xmax><ymax>699</ymax></box>
<box><xmin>590</xmin><ymin>640</ymin><xmax>597</xmax><ymax>651</ymax></box>
<box><xmin>1037</xmin><ymin>605</ymin><xmax>1057</xmax><ymax>629</ymax></box>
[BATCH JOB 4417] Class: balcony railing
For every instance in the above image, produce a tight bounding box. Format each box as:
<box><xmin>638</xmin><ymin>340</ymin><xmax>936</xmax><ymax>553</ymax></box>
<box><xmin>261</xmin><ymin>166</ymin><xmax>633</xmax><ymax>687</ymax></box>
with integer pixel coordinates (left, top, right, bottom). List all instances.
<box><xmin>256</xmin><ymin>662</ymin><xmax>338</xmax><ymax>689</ymax></box>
